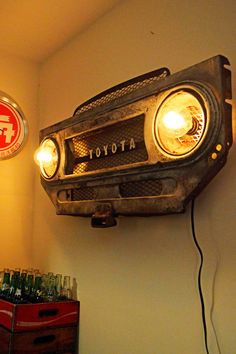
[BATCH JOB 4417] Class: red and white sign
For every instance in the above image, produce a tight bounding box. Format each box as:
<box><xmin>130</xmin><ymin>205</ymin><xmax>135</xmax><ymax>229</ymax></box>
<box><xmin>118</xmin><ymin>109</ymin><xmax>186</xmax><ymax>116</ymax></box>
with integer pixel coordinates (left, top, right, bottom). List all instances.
<box><xmin>0</xmin><ymin>97</ymin><xmax>27</xmax><ymax>160</ymax></box>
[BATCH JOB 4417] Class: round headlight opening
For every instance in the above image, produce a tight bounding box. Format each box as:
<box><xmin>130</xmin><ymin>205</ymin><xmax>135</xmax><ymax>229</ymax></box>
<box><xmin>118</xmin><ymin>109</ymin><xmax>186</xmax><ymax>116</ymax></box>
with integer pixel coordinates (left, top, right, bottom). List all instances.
<box><xmin>34</xmin><ymin>138</ymin><xmax>59</xmax><ymax>179</ymax></box>
<box><xmin>155</xmin><ymin>89</ymin><xmax>207</xmax><ymax>157</ymax></box>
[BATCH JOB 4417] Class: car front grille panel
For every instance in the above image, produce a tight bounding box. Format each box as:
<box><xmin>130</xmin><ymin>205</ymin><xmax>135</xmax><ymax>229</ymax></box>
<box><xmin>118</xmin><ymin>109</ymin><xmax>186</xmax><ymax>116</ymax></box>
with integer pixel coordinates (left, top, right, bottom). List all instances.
<box><xmin>65</xmin><ymin>114</ymin><xmax>148</xmax><ymax>175</ymax></box>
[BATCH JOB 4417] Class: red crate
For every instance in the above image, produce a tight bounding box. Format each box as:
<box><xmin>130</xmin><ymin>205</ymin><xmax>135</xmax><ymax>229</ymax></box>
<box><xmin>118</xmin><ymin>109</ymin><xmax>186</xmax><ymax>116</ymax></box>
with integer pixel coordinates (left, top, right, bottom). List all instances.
<box><xmin>0</xmin><ymin>299</ymin><xmax>79</xmax><ymax>332</ymax></box>
<box><xmin>0</xmin><ymin>325</ymin><xmax>78</xmax><ymax>354</ymax></box>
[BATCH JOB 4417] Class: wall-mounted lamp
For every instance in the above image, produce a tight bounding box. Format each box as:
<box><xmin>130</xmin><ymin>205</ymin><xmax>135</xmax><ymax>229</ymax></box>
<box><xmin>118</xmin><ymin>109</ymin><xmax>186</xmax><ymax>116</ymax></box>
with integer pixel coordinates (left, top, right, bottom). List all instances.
<box><xmin>35</xmin><ymin>55</ymin><xmax>232</xmax><ymax>227</ymax></box>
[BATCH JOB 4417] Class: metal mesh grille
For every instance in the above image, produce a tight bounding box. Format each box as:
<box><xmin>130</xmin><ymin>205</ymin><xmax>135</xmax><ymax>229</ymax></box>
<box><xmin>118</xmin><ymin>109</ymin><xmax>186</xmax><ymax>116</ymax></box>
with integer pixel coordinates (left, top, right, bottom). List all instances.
<box><xmin>70</xmin><ymin>179</ymin><xmax>163</xmax><ymax>201</ymax></box>
<box><xmin>72</xmin><ymin>187</ymin><xmax>96</xmax><ymax>201</ymax></box>
<box><xmin>75</xmin><ymin>69</ymin><xmax>168</xmax><ymax>115</ymax></box>
<box><xmin>66</xmin><ymin>114</ymin><xmax>148</xmax><ymax>175</ymax></box>
<box><xmin>120</xmin><ymin>179</ymin><xmax>163</xmax><ymax>198</ymax></box>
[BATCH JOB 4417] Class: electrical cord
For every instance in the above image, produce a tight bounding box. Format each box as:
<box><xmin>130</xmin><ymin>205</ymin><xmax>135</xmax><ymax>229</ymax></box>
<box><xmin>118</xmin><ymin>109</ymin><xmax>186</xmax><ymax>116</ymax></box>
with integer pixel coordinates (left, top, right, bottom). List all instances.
<box><xmin>191</xmin><ymin>199</ymin><xmax>210</xmax><ymax>354</ymax></box>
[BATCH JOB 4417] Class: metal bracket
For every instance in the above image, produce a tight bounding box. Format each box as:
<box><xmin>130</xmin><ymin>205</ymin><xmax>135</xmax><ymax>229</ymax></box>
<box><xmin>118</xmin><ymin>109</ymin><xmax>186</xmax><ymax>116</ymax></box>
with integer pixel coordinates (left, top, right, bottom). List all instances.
<box><xmin>91</xmin><ymin>204</ymin><xmax>117</xmax><ymax>228</ymax></box>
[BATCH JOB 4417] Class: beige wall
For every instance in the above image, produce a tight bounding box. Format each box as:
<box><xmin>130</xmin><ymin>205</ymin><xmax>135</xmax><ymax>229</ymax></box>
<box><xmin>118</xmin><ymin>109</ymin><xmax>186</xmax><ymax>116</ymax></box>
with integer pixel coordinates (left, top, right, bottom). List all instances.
<box><xmin>33</xmin><ymin>1</ymin><xmax>236</xmax><ymax>353</ymax></box>
<box><xmin>0</xmin><ymin>53</ymin><xmax>39</xmax><ymax>268</ymax></box>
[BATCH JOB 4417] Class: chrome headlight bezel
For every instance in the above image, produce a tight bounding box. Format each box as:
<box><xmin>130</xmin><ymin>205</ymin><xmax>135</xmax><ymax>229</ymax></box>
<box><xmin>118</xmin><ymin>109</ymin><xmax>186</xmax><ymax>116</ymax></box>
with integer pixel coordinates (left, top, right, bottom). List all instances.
<box><xmin>36</xmin><ymin>137</ymin><xmax>60</xmax><ymax>179</ymax></box>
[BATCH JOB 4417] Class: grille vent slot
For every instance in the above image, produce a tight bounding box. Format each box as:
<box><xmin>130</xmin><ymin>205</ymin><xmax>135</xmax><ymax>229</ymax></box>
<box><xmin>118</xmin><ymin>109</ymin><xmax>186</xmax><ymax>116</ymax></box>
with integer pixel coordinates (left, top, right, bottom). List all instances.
<box><xmin>64</xmin><ymin>179</ymin><xmax>163</xmax><ymax>202</ymax></box>
<box><xmin>120</xmin><ymin>179</ymin><xmax>163</xmax><ymax>198</ymax></box>
<box><xmin>72</xmin><ymin>187</ymin><xmax>96</xmax><ymax>201</ymax></box>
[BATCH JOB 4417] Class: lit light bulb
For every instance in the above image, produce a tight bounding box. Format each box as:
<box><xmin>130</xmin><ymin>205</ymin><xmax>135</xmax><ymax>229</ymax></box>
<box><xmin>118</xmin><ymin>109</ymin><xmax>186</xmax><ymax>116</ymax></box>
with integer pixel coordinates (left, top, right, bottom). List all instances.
<box><xmin>162</xmin><ymin>110</ymin><xmax>193</xmax><ymax>138</ymax></box>
<box><xmin>155</xmin><ymin>89</ymin><xmax>206</xmax><ymax>156</ymax></box>
<box><xmin>34</xmin><ymin>138</ymin><xmax>59</xmax><ymax>178</ymax></box>
<box><xmin>34</xmin><ymin>149</ymin><xmax>53</xmax><ymax>165</ymax></box>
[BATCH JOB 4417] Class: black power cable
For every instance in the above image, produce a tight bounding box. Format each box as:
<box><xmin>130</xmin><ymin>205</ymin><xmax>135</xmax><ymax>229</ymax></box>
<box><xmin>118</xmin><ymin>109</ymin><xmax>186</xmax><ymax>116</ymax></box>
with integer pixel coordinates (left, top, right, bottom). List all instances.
<box><xmin>191</xmin><ymin>199</ymin><xmax>210</xmax><ymax>354</ymax></box>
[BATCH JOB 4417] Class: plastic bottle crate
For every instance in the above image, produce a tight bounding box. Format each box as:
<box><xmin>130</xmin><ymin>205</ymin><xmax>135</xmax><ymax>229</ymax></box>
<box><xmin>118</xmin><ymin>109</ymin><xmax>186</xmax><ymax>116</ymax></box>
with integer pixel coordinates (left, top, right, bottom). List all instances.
<box><xmin>0</xmin><ymin>299</ymin><xmax>79</xmax><ymax>353</ymax></box>
<box><xmin>0</xmin><ymin>299</ymin><xmax>79</xmax><ymax>332</ymax></box>
<box><xmin>0</xmin><ymin>324</ymin><xmax>78</xmax><ymax>354</ymax></box>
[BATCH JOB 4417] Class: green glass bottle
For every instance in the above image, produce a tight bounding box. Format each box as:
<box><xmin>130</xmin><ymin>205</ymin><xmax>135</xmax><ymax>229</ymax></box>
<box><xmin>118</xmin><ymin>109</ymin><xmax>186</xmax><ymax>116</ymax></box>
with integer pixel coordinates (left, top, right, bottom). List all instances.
<box><xmin>25</xmin><ymin>272</ymin><xmax>34</xmax><ymax>301</ymax></box>
<box><xmin>46</xmin><ymin>275</ymin><xmax>56</xmax><ymax>302</ymax></box>
<box><xmin>8</xmin><ymin>271</ymin><xmax>19</xmax><ymax>302</ymax></box>
<box><xmin>0</xmin><ymin>270</ymin><xmax>4</xmax><ymax>290</ymax></box>
<box><xmin>55</xmin><ymin>274</ymin><xmax>62</xmax><ymax>300</ymax></box>
<box><xmin>30</xmin><ymin>274</ymin><xmax>43</xmax><ymax>303</ymax></box>
<box><xmin>0</xmin><ymin>269</ymin><xmax>11</xmax><ymax>300</ymax></box>
<box><xmin>14</xmin><ymin>275</ymin><xmax>27</xmax><ymax>304</ymax></box>
<box><xmin>60</xmin><ymin>276</ymin><xmax>72</xmax><ymax>300</ymax></box>
<box><xmin>20</xmin><ymin>270</ymin><xmax>27</xmax><ymax>287</ymax></box>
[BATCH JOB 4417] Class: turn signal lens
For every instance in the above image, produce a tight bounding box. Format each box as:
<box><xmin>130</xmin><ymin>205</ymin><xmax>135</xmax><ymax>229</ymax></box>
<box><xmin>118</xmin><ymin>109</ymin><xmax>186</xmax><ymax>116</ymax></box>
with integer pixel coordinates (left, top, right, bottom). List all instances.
<box><xmin>34</xmin><ymin>138</ymin><xmax>59</xmax><ymax>179</ymax></box>
<box><xmin>155</xmin><ymin>90</ymin><xmax>207</xmax><ymax>156</ymax></box>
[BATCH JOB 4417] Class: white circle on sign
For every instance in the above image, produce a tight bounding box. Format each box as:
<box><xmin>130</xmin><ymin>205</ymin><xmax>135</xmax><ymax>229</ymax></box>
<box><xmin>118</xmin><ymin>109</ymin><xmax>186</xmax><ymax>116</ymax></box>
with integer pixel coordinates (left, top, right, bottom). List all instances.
<box><xmin>0</xmin><ymin>92</ymin><xmax>28</xmax><ymax>160</ymax></box>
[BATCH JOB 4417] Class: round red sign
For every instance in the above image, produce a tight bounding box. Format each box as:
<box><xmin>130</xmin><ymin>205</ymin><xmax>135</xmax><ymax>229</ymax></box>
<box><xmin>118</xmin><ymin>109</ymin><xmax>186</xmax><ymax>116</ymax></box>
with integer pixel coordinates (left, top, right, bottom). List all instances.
<box><xmin>0</xmin><ymin>94</ymin><xmax>27</xmax><ymax>160</ymax></box>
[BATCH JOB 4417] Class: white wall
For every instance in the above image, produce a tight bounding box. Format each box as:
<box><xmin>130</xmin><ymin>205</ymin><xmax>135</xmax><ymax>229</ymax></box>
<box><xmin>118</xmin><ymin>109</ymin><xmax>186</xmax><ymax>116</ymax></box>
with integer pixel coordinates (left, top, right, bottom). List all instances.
<box><xmin>0</xmin><ymin>52</ymin><xmax>39</xmax><ymax>268</ymax></box>
<box><xmin>33</xmin><ymin>1</ymin><xmax>236</xmax><ymax>353</ymax></box>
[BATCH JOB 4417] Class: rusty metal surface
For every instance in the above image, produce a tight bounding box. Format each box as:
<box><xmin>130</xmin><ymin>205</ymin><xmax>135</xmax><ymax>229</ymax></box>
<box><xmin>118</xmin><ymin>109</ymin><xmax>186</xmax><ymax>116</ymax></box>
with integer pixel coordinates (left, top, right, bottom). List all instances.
<box><xmin>39</xmin><ymin>55</ymin><xmax>232</xmax><ymax>227</ymax></box>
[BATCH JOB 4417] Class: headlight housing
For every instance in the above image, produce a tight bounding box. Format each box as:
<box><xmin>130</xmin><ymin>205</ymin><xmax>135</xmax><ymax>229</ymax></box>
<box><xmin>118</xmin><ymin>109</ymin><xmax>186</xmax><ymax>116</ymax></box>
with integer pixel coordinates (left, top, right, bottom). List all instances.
<box><xmin>155</xmin><ymin>88</ymin><xmax>208</xmax><ymax>157</ymax></box>
<box><xmin>35</xmin><ymin>138</ymin><xmax>60</xmax><ymax>179</ymax></box>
